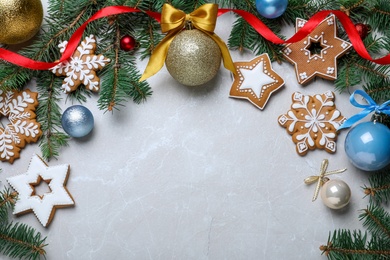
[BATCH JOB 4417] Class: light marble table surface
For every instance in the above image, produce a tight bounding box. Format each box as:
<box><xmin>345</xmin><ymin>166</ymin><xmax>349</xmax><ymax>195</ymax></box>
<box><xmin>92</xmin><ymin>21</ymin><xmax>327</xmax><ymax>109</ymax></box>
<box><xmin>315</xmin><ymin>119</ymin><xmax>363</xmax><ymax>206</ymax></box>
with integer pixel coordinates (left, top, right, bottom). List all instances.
<box><xmin>1</xmin><ymin>1</ymin><xmax>388</xmax><ymax>259</ymax></box>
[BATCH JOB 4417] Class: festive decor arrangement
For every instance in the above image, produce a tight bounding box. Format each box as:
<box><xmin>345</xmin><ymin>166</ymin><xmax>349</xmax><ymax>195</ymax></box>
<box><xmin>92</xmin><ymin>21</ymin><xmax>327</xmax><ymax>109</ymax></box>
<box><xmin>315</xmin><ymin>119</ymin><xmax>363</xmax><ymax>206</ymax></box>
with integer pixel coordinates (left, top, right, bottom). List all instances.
<box><xmin>0</xmin><ymin>188</ymin><xmax>47</xmax><ymax>259</ymax></box>
<box><xmin>255</xmin><ymin>0</ymin><xmax>288</xmax><ymax>19</ymax></box>
<box><xmin>339</xmin><ymin>90</ymin><xmax>390</xmax><ymax>171</ymax></box>
<box><xmin>61</xmin><ymin>105</ymin><xmax>94</xmax><ymax>138</ymax></box>
<box><xmin>229</xmin><ymin>53</ymin><xmax>284</xmax><ymax>110</ymax></box>
<box><xmin>0</xmin><ymin>0</ymin><xmax>43</xmax><ymax>44</ymax></box>
<box><xmin>278</xmin><ymin>91</ymin><xmax>346</xmax><ymax>156</ymax></box>
<box><xmin>0</xmin><ymin>89</ymin><xmax>42</xmax><ymax>164</ymax></box>
<box><xmin>0</xmin><ymin>0</ymin><xmax>389</xmax><ymax>258</ymax></box>
<box><xmin>283</xmin><ymin>14</ymin><xmax>352</xmax><ymax>85</ymax></box>
<box><xmin>7</xmin><ymin>154</ymin><xmax>75</xmax><ymax>227</ymax></box>
<box><xmin>50</xmin><ymin>35</ymin><xmax>111</xmax><ymax>94</ymax></box>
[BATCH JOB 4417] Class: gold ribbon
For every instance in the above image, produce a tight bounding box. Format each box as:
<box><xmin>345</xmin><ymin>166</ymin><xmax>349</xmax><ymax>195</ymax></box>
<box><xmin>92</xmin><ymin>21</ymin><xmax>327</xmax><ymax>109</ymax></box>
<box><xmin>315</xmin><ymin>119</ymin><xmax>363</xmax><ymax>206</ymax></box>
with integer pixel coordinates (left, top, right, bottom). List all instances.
<box><xmin>139</xmin><ymin>3</ymin><xmax>236</xmax><ymax>82</ymax></box>
<box><xmin>304</xmin><ymin>159</ymin><xmax>347</xmax><ymax>202</ymax></box>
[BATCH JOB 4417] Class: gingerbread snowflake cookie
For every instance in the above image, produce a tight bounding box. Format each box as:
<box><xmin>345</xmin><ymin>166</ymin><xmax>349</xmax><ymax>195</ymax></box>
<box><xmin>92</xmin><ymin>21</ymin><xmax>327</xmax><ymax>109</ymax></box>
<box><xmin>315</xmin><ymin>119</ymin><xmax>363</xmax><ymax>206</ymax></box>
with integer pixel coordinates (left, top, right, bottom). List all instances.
<box><xmin>0</xmin><ymin>89</ymin><xmax>42</xmax><ymax>163</ymax></box>
<box><xmin>51</xmin><ymin>35</ymin><xmax>110</xmax><ymax>93</ymax></box>
<box><xmin>278</xmin><ymin>91</ymin><xmax>346</xmax><ymax>156</ymax></box>
<box><xmin>283</xmin><ymin>14</ymin><xmax>352</xmax><ymax>85</ymax></box>
<box><xmin>229</xmin><ymin>54</ymin><xmax>285</xmax><ymax>109</ymax></box>
<box><xmin>7</xmin><ymin>154</ymin><xmax>75</xmax><ymax>227</ymax></box>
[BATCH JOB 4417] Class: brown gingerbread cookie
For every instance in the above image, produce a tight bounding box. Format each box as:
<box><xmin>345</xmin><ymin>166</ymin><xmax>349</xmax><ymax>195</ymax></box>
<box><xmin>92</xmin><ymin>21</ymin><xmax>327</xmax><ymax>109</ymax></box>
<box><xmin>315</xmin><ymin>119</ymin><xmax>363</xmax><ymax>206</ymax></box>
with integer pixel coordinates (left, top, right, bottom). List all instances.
<box><xmin>282</xmin><ymin>14</ymin><xmax>352</xmax><ymax>85</ymax></box>
<box><xmin>278</xmin><ymin>91</ymin><xmax>346</xmax><ymax>156</ymax></box>
<box><xmin>50</xmin><ymin>34</ymin><xmax>110</xmax><ymax>94</ymax></box>
<box><xmin>229</xmin><ymin>53</ymin><xmax>285</xmax><ymax>110</ymax></box>
<box><xmin>0</xmin><ymin>89</ymin><xmax>42</xmax><ymax>163</ymax></box>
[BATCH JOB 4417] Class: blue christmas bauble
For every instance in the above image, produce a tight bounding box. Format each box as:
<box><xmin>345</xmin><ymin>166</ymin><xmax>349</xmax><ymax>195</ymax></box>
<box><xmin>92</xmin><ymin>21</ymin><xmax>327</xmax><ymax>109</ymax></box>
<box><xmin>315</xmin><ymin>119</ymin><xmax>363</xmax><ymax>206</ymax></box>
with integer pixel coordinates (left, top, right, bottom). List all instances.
<box><xmin>61</xmin><ymin>105</ymin><xmax>94</xmax><ymax>138</ymax></box>
<box><xmin>345</xmin><ymin>121</ymin><xmax>390</xmax><ymax>171</ymax></box>
<box><xmin>255</xmin><ymin>0</ymin><xmax>288</xmax><ymax>19</ymax></box>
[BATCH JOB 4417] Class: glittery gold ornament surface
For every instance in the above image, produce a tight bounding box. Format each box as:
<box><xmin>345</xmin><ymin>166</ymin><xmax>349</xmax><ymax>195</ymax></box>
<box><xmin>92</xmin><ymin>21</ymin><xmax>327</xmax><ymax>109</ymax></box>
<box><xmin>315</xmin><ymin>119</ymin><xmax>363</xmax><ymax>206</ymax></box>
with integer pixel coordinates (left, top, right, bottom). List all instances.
<box><xmin>165</xmin><ymin>29</ymin><xmax>221</xmax><ymax>86</ymax></box>
<box><xmin>0</xmin><ymin>0</ymin><xmax>43</xmax><ymax>44</ymax></box>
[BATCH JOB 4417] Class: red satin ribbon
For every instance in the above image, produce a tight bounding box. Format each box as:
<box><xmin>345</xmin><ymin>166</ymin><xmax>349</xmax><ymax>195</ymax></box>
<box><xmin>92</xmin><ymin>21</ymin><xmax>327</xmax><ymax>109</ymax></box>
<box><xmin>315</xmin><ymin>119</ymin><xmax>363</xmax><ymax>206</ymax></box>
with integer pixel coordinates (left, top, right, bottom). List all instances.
<box><xmin>0</xmin><ymin>6</ymin><xmax>389</xmax><ymax>71</ymax></box>
<box><xmin>0</xmin><ymin>6</ymin><xmax>161</xmax><ymax>70</ymax></box>
<box><xmin>221</xmin><ymin>9</ymin><xmax>390</xmax><ymax>65</ymax></box>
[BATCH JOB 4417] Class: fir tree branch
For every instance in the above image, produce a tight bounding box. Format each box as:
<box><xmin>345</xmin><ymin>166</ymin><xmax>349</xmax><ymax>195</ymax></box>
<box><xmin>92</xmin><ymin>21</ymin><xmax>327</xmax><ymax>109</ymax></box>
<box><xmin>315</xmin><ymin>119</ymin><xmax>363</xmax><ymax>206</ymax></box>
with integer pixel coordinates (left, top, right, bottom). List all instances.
<box><xmin>0</xmin><ymin>189</ymin><xmax>17</xmax><ymax>224</ymax></box>
<box><xmin>320</xmin><ymin>230</ymin><xmax>390</xmax><ymax>259</ymax></box>
<box><xmin>36</xmin><ymin>72</ymin><xmax>69</xmax><ymax>161</ymax></box>
<box><xmin>360</xmin><ymin>203</ymin><xmax>390</xmax><ymax>241</ymax></box>
<box><xmin>0</xmin><ymin>222</ymin><xmax>47</xmax><ymax>260</ymax></box>
<box><xmin>363</xmin><ymin>170</ymin><xmax>390</xmax><ymax>203</ymax></box>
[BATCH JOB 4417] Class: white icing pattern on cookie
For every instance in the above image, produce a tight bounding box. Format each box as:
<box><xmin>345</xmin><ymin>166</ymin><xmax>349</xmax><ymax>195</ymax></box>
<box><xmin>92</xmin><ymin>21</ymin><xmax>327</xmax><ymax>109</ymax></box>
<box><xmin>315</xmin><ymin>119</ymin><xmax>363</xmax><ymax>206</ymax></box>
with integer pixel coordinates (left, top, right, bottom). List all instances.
<box><xmin>7</xmin><ymin>154</ymin><xmax>75</xmax><ymax>227</ymax></box>
<box><xmin>50</xmin><ymin>35</ymin><xmax>110</xmax><ymax>94</ymax></box>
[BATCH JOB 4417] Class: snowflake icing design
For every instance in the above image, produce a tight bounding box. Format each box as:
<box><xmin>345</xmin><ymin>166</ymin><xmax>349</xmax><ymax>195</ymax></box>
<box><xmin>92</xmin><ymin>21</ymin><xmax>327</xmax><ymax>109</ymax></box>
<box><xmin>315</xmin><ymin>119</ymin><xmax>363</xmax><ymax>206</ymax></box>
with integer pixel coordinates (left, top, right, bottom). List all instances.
<box><xmin>50</xmin><ymin>35</ymin><xmax>110</xmax><ymax>93</ymax></box>
<box><xmin>0</xmin><ymin>90</ymin><xmax>42</xmax><ymax>163</ymax></box>
<box><xmin>278</xmin><ymin>91</ymin><xmax>346</xmax><ymax>156</ymax></box>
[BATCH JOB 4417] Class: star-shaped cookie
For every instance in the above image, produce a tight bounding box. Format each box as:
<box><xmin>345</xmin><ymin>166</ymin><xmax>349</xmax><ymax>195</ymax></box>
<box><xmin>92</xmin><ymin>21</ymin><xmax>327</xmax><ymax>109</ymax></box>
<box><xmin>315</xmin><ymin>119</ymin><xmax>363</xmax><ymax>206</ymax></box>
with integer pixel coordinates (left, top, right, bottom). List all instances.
<box><xmin>7</xmin><ymin>154</ymin><xmax>75</xmax><ymax>227</ymax></box>
<box><xmin>282</xmin><ymin>14</ymin><xmax>352</xmax><ymax>84</ymax></box>
<box><xmin>50</xmin><ymin>34</ymin><xmax>110</xmax><ymax>93</ymax></box>
<box><xmin>229</xmin><ymin>54</ymin><xmax>285</xmax><ymax>110</ymax></box>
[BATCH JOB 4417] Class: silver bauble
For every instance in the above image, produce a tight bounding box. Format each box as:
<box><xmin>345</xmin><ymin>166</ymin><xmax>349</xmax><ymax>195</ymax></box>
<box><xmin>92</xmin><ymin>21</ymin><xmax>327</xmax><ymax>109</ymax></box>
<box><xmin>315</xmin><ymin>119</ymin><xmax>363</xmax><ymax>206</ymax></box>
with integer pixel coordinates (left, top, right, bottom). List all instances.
<box><xmin>165</xmin><ymin>29</ymin><xmax>221</xmax><ymax>86</ymax></box>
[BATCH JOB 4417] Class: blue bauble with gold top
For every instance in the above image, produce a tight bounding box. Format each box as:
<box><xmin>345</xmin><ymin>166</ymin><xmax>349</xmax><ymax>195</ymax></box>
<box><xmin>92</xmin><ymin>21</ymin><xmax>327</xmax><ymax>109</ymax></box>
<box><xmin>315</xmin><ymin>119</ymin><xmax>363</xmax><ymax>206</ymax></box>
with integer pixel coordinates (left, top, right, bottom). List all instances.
<box><xmin>255</xmin><ymin>0</ymin><xmax>288</xmax><ymax>19</ymax></box>
<box><xmin>344</xmin><ymin>121</ymin><xmax>390</xmax><ymax>171</ymax></box>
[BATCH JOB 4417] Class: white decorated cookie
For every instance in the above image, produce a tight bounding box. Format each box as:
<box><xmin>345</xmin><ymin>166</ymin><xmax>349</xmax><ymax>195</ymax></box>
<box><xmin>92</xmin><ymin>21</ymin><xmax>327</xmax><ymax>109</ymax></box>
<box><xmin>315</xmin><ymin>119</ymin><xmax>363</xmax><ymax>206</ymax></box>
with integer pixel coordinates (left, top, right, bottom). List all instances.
<box><xmin>50</xmin><ymin>34</ymin><xmax>110</xmax><ymax>94</ymax></box>
<box><xmin>278</xmin><ymin>91</ymin><xmax>346</xmax><ymax>156</ymax></box>
<box><xmin>229</xmin><ymin>53</ymin><xmax>285</xmax><ymax>110</ymax></box>
<box><xmin>7</xmin><ymin>154</ymin><xmax>75</xmax><ymax>227</ymax></box>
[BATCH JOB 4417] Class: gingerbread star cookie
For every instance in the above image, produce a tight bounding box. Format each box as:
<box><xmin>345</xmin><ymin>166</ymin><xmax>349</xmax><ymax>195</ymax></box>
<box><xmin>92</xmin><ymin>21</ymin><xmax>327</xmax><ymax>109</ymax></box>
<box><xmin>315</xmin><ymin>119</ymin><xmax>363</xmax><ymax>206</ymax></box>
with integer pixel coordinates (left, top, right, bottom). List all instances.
<box><xmin>278</xmin><ymin>91</ymin><xmax>346</xmax><ymax>156</ymax></box>
<box><xmin>7</xmin><ymin>154</ymin><xmax>75</xmax><ymax>227</ymax></box>
<box><xmin>282</xmin><ymin>14</ymin><xmax>352</xmax><ymax>84</ymax></box>
<box><xmin>229</xmin><ymin>54</ymin><xmax>285</xmax><ymax>110</ymax></box>
<box><xmin>0</xmin><ymin>89</ymin><xmax>42</xmax><ymax>163</ymax></box>
<box><xmin>50</xmin><ymin>34</ymin><xmax>110</xmax><ymax>93</ymax></box>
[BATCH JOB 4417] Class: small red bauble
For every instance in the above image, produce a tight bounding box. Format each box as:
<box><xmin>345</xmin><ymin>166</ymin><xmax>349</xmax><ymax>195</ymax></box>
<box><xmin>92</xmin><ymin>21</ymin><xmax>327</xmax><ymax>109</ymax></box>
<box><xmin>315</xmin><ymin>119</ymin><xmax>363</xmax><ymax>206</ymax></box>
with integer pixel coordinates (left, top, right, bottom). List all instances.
<box><xmin>355</xmin><ymin>23</ymin><xmax>370</xmax><ymax>40</ymax></box>
<box><xmin>120</xmin><ymin>35</ymin><xmax>136</xmax><ymax>51</ymax></box>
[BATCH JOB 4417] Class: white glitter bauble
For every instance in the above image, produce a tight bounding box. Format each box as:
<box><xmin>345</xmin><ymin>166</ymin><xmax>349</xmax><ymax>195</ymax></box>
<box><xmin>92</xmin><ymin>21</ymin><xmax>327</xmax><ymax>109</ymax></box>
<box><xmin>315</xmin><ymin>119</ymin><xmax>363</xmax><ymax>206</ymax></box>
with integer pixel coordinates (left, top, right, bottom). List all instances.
<box><xmin>165</xmin><ymin>29</ymin><xmax>221</xmax><ymax>86</ymax></box>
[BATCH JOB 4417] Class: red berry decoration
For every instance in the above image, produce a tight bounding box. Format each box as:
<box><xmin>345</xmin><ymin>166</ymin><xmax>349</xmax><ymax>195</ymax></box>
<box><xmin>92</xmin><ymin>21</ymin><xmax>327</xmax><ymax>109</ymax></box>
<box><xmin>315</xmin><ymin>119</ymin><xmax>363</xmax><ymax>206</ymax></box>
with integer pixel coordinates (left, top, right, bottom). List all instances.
<box><xmin>120</xmin><ymin>35</ymin><xmax>136</xmax><ymax>51</ymax></box>
<box><xmin>355</xmin><ymin>23</ymin><xmax>370</xmax><ymax>40</ymax></box>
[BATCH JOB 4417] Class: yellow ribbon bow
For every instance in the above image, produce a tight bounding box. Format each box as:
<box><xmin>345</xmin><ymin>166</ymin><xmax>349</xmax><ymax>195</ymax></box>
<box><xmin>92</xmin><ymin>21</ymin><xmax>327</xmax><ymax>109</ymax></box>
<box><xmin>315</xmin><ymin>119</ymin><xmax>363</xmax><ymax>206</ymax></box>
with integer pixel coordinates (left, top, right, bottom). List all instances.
<box><xmin>139</xmin><ymin>3</ymin><xmax>236</xmax><ymax>82</ymax></box>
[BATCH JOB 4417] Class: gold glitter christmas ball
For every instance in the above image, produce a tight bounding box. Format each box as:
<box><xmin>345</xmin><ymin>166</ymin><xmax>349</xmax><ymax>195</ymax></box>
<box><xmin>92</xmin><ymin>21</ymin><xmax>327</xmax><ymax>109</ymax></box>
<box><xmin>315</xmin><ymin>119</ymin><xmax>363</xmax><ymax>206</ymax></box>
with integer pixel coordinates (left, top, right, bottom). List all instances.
<box><xmin>165</xmin><ymin>29</ymin><xmax>221</xmax><ymax>86</ymax></box>
<box><xmin>0</xmin><ymin>0</ymin><xmax>43</xmax><ymax>44</ymax></box>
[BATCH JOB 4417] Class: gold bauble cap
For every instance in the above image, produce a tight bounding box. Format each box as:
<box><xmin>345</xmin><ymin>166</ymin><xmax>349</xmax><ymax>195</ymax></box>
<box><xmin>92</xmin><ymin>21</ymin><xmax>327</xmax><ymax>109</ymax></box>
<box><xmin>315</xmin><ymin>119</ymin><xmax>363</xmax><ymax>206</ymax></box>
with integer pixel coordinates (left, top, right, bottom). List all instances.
<box><xmin>0</xmin><ymin>0</ymin><xmax>44</xmax><ymax>44</ymax></box>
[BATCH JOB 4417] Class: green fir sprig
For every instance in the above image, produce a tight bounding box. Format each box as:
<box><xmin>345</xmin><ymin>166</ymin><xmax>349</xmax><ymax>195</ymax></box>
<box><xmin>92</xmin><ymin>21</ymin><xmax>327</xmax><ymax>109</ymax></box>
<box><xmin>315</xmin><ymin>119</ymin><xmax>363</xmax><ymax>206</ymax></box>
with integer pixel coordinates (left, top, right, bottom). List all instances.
<box><xmin>0</xmin><ymin>223</ymin><xmax>47</xmax><ymax>260</ymax></box>
<box><xmin>363</xmin><ymin>170</ymin><xmax>390</xmax><ymax>204</ymax></box>
<box><xmin>0</xmin><ymin>188</ymin><xmax>47</xmax><ymax>260</ymax></box>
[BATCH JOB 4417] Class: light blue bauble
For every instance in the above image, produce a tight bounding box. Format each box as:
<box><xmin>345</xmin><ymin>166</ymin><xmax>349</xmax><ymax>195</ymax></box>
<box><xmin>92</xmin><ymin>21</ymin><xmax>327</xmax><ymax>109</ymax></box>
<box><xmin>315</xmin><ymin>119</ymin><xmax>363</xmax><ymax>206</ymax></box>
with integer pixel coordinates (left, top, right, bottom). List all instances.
<box><xmin>255</xmin><ymin>0</ymin><xmax>288</xmax><ymax>19</ymax></box>
<box><xmin>61</xmin><ymin>105</ymin><xmax>94</xmax><ymax>138</ymax></box>
<box><xmin>345</xmin><ymin>121</ymin><xmax>390</xmax><ymax>171</ymax></box>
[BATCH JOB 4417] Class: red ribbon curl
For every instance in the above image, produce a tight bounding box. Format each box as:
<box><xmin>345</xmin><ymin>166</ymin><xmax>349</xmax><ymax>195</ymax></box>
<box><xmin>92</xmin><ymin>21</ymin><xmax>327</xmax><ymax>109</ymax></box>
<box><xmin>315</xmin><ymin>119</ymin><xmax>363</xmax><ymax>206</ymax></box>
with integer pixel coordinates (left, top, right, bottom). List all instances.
<box><xmin>0</xmin><ymin>6</ymin><xmax>389</xmax><ymax>71</ymax></box>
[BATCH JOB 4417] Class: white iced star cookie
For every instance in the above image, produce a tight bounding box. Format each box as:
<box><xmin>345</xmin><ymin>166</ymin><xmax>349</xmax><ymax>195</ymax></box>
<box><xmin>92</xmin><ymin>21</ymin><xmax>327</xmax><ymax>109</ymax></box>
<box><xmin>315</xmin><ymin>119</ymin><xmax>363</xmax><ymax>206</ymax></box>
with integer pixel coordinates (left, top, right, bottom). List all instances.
<box><xmin>7</xmin><ymin>154</ymin><xmax>75</xmax><ymax>227</ymax></box>
<box><xmin>229</xmin><ymin>54</ymin><xmax>285</xmax><ymax>110</ymax></box>
<box><xmin>50</xmin><ymin>34</ymin><xmax>110</xmax><ymax>94</ymax></box>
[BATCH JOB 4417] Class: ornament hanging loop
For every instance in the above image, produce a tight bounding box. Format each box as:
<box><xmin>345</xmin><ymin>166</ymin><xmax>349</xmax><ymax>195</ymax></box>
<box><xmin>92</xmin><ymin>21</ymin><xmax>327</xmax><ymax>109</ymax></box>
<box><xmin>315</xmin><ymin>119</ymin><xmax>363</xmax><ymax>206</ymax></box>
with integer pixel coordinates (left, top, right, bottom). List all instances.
<box><xmin>185</xmin><ymin>20</ymin><xmax>194</xmax><ymax>30</ymax></box>
<box><xmin>371</xmin><ymin>112</ymin><xmax>383</xmax><ymax>124</ymax></box>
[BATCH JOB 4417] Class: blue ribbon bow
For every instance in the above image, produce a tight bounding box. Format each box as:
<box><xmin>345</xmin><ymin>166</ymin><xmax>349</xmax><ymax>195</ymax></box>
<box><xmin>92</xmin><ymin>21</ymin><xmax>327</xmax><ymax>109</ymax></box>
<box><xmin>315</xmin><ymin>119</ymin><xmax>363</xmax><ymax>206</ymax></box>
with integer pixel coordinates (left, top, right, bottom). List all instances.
<box><xmin>338</xmin><ymin>90</ymin><xmax>390</xmax><ymax>130</ymax></box>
